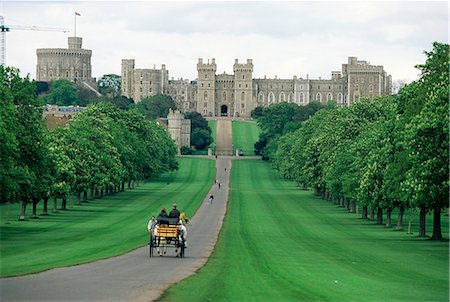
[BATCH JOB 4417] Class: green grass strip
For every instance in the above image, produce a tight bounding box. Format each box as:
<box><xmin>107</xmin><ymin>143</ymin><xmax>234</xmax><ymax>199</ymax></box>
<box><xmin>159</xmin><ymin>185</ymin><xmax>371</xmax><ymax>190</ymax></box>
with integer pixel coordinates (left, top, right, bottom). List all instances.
<box><xmin>0</xmin><ymin>157</ymin><xmax>215</xmax><ymax>277</ymax></box>
<box><xmin>232</xmin><ymin>120</ymin><xmax>260</xmax><ymax>156</ymax></box>
<box><xmin>208</xmin><ymin>120</ymin><xmax>217</xmax><ymax>145</ymax></box>
<box><xmin>162</xmin><ymin>160</ymin><xmax>449</xmax><ymax>302</ymax></box>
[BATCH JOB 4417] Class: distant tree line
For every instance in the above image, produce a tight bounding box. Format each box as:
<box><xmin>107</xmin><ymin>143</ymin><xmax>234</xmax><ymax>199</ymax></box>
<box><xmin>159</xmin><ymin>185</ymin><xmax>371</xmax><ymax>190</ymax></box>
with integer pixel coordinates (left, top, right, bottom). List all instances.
<box><xmin>255</xmin><ymin>42</ymin><xmax>449</xmax><ymax>240</ymax></box>
<box><xmin>0</xmin><ymin>66</ymin><xmax>178</xmax><ymax>220</ymax></box>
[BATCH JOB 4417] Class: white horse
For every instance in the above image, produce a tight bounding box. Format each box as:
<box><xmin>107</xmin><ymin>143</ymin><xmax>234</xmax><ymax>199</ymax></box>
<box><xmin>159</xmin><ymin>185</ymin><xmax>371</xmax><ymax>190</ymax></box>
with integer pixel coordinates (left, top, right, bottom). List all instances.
<box><xmin>153</xmin><ymin>226</ymin><xmax>168</xmax><ymax>256</ymax></box>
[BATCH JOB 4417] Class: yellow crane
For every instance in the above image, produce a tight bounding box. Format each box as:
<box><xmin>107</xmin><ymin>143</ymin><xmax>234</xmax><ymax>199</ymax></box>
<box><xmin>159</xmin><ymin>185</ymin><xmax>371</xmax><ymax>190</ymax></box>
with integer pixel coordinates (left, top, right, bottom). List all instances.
<box><xmin>0</xmin><ymin>15</ymin><xmax>69</xmax><ymax>66</ymax></box>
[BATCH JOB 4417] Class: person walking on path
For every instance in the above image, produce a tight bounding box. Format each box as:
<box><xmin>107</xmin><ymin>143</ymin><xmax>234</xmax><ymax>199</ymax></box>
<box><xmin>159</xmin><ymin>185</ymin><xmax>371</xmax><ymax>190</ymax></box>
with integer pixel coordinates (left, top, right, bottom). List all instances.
<box><xmin>208</xmin><ymin>195</ymin><xmax>214</xmax><ymax>204</ymax></box>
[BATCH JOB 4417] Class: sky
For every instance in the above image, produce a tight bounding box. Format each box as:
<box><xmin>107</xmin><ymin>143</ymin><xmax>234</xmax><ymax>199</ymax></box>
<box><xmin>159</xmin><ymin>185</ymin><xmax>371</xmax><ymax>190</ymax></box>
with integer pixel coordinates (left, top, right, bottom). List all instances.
<box><xmin>1</xmin><ymin>0</ymin><xmax>448</xmax><ymax>84</ymax></box>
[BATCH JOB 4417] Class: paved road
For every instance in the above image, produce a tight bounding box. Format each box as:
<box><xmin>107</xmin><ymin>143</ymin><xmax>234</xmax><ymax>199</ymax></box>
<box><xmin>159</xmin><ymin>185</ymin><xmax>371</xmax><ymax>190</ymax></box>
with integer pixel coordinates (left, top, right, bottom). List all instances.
<box><xmin>0</xmin><ymin>158</ymin><xmax>232</xmax><ymax>302</ymax></box>
<box><xmin>215</xmin><ymin>120</ymin><xmax>232</xmax><ymax>156</ymax></box>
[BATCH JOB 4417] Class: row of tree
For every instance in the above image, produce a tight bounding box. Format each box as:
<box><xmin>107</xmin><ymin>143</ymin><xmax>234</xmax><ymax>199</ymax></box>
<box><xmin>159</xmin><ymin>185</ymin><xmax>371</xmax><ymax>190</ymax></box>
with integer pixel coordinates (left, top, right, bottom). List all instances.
<box><xmin>0</xmin><ymin>66</ymin><xmax>178</xmax><ymax>220</ymax></box>
<box><xmin>258</xmin><ymin>42</ymin><xmax>448</xmax><ymax>240</ymax></box>
<box><xmin>39</xmin><ymin>78</ymin><xmax>214</xmax><ymax>151</ymax></box>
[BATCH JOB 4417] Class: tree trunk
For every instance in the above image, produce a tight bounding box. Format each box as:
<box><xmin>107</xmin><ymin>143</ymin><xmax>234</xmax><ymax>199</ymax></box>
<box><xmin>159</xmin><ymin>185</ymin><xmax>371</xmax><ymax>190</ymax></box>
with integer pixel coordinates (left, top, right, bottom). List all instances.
<box><xmin>385</xmin><ymin>208</ymin><xmax>392</xmax><ymax>228</ymax></box>
<box><xmin>19</xmin><ymin>200</ymin><xmax>27</xmax><ymax>220</ymax></box>
<box><xmin>61</xmin><ymin>194</ymin><xmax>67</xmax><ymax>210</ymax></box>
<box><xmin>128</xmin><ymin>180</ymin><xmax>132</xmax><ymax>189</ymax></box>
<box><xmin>31</xmin><ymin>198</ymin><xmax>39</xmax><ymax>219</ymax></box>
<box><xmin>361</xmin><ymin>205</ymin><xmax>368</xmax><ymax>219</ymax></box>
<box><xmin>42</xmin><ymin>195</ymin><xmax>49</xmax><ymax>216</ymax></box>
<box><xmin>430</xmin><ymin>208</ymin><xmax>442</xmax><ymax>240</ymax></box>
<box><xmin>100</xmin><ymin>188</ymin><xmax>104</xmax><ymax>197</ymax></box>
<box><xmin>345</xmin><ymin>199</ymin><xmax>350</xmax><ymax>211</ymax></box>
<box><xmin>90</xmin><ymin>189</ymin><xmax>94</xmax><ymax>200</ymax></box>
<box><xmin>340</xmin><ymin>198</ymin><xmax>345</xmax><ymax>207</ymax></box>
<box><xmin>76</xmin><ymin>193</ymin><xmax>81</xmax><ymax>205</ymax></box>
<box><xmin>369</xmin><ymin>208</ymin><xmax>375</xmax><ymax>220</ymax></box>
<box><xmin>121</xmin><ymin>181</ymin><xmax>125</xmax><ymax>192</ymax></box>
<box><xmin>418</xmin><ymin>205</ymin><xmax>427</xmax><ymax>237</ymax></box>
<box><xmin>376</xmin><ymin>207</ymin><xmax>383</xmax><ymax>225</ymax></box>
<box><xmin>83</xmin><ymin>191</ymin><xmax>88</xmax><ymax>202</ymax></box>
<box><xmin>53</xmin><ymin>196</ymin><xmax>59</xmax><ymax>213</ymax></box>
<box><xmin>396</xmin><ymin>207</ymin><xmax>404</xmax><ymax>230</ymax></box>
<box><xmin>349</xmin><ymin>200</ymin><xmax>356</xmax><ymax>213</ymax></box>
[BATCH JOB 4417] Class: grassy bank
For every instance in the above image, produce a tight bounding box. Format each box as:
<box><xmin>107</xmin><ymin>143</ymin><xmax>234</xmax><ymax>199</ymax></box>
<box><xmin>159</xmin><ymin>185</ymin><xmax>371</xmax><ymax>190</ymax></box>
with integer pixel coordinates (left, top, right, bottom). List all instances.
<box><xmin>162</xmin><ymin>160</ymin><xmax>449</xmax><ymax>302</ymax></box>
<box><xmin>0</xmin><ymin>157</ymin><xmax>215</xmax><ymax>277</ymax></box>
<box><xmin>232</xmin><ymin>120</ymin><xmax>260</xmax><ymax>156</ymax></box>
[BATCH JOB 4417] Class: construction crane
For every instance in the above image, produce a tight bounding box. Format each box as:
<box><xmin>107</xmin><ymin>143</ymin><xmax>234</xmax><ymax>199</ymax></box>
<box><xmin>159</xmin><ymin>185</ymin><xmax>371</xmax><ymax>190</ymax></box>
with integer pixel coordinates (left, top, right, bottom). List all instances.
<box><xmin>0</xmin><ymin>15</ymin><xmax>69</xmax><ymax>66</ymax></box>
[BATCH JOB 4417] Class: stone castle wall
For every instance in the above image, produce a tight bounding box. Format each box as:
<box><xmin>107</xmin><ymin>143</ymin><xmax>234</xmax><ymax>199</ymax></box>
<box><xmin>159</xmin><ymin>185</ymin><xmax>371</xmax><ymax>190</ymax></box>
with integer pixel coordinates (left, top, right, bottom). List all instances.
<box><xmin>121</xmin><ymin>56</ymin><xmax>392</xmax><ymax>118</ymax></box>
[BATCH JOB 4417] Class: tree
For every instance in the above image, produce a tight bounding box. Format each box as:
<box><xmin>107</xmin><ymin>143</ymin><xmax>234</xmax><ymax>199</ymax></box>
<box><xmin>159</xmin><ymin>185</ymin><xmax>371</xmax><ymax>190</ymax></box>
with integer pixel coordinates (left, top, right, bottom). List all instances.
<box><xmin>45</xmin><ymin>79</ymin><xmax>79</xmax><ymax>106</ymax></box>
<box><xmin>401</xmin><ymin>42</ymin><xmax>449</xmax><ymax>239</ymax></box>
<box><xmin>134</xmin><ymin>94</ymin><xmax>176</xmax><ymax>119</ymax></box>
<box><xmin>98</xmin><ymin>74</ymin><xmax>121</xmax><ymax>97</ymax></box>
<box><xmin>184</xmin><ymin>111</ymin><xmax>211</xmax><ymax>134</ymax></box>
<box><xmin>0</xmin><ymin>66</ymin><xmax>51</xmax><ymax>219</ymax></box>
<box><xmin>191</xmin><ymin>128</ymin><xmax>213</xmax><ymax>150</ymax></box>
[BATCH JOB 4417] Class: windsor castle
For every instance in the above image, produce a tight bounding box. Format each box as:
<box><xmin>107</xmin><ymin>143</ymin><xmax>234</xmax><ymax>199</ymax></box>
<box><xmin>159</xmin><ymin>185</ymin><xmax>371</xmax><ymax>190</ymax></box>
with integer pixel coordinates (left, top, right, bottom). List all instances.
<box><xmin>121</xmin><ymin>57</ymin><xmax>392</xmax><ymax>118</ymax></box>
<box><xmin>36</xmin><ymin>36</ymin><xmax>392</xmax><ymax>118</ymax></box>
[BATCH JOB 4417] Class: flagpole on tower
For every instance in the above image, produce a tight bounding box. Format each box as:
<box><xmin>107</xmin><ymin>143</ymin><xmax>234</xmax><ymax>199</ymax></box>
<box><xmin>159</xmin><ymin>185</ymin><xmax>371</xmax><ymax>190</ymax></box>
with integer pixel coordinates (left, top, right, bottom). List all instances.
<box><xmin>74</xmin><ymin>11</ymin><xmax>80</xmax><ymax>37</ymax></box>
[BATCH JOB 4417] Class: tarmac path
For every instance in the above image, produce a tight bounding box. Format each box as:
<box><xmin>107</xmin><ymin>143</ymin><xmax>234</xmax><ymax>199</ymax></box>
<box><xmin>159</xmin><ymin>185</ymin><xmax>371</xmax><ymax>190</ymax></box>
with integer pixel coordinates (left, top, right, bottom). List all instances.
<box><xmin>0</xmin><ymin>157</ymin><xmax>232</xmax><ymax>302</ymax></box>
<box><xmin>215</xmin><ymin>120</ymin><xmax>232</xmax><ymax>156</ymax></box>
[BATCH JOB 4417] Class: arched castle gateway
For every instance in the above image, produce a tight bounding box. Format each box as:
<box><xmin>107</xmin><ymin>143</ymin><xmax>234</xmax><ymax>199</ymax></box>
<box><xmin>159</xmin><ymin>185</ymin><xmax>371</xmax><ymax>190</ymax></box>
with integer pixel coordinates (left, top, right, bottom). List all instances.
<box><xmin>121</xmin><ymin>57</ymin><xmax>392</xmax><ymax>118</ymax></box>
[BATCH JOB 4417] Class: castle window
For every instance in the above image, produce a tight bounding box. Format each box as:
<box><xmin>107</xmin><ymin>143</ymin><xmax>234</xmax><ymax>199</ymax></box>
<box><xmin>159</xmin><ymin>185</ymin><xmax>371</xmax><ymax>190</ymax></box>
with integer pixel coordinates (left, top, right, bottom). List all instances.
<box><xmin>318</xmin><ymin>85</ymin><xmax>320</xmax><ymax>89</ymax></box>
<box><xmin>281</xmin><ymin>85</ymin><xmax>283</xmax><ymax>89</ymax></box>
<box><xmin>204</xmin><ymin>102</ymin><xmax>208</xmax><ymax>108</ymax></box>
<box><xmin>66</xmin><ymin>71</ymin><xmax>69</xmax><ymax>78</ymax></box>
<box><xmin>279</xmin><ymin>92</ymin><xmax>286</xmax><ymax>102</ymax></box>
<box><xmin>201</xmin><ymin>83</ymin><xmax>204</xmax><ymax>87</ymax></box>
<box><xmin>327</xmin><ymin>93</ymin><xmax>333</xmax><ymax>101</ymax></box>
<box><xmin>208</xmin><ymin>83</ymin><xmax>210</xmax><ymax>87</ymax></box>
<box><xmin>316</xmin><ymin>93</ymin><xmax>322</xmax><ymax>102</ymax></box>
<box><xmin>369</xmin><ymin>84</ymin><xmax>374</xmax><ymax>92</ymax></box>
<box><xmin>300</xmin><ymin>85</ymin><xmax>303</xmax><ymax>90</ymax></box>
<box><xmin>329</xmin><ymin>86</ymin><xmax>331</xmax><ymax>89</ymax></box>
<box><xmin>241</xmin><ymin>92</ymin><xmax>245</xmax><ymax>101</ymax></box>
<box><xmin>268</xmin><ymin>92</ymin><xmax>275</xmax><ymax>104</ymax></box>
<box><xmin>223</xmin><ymin>92</ymin><xmax>226</xmax><ymax>101</ymax></box>
<box><xmin>223</xmin><ymin>84</ymin><xmax>226</xmax><ymax>88</ymax></box>
<box><xmin>204</xmin><ymin>91</ymin><xmax>208</xmax><ymax>101</ymax></box>
<box><xmin>300</xmin><ymin>92</ymin><xmax>304</xmax><ymax>103</ymax></box>
<box><xmin>246</xmin><ymin>84</ymin><xmax>248</xmax><ymax>88</ymax></box>
<box><xmin>242</xmin><ymin>75</ymin><xmax>245</xmax><ymax>79</ymax></box>
<box><xmin>205</xmin><ymin>74</ymin><xmax>207</xmax><ymax>79</ymax></box>
<box><xmin>239</xmin><ymin>84</ymin><xmax>241</xmax><ymax>88</ymax></box>
<box><xmin>140</xmin><ymin>81</ymin><xmax>143</xmax><ymax>84</ymax></box>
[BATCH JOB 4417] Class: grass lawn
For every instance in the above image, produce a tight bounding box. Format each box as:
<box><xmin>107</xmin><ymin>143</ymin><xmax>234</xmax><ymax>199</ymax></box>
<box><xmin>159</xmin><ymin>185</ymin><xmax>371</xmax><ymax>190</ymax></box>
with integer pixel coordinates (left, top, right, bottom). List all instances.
<box><xmin>0</xmin><ymin>157</ymin><xmax>215</xmax><ymax>277</ymax></box>
<box><xmin>232</xmin><ymin>120</ymin><xmax>260</xmax><ymax>156</ymax></box>
<box><xmin>162</xmin><ymin>160</ymin><xmax>449</xmax><ymax>302</ymax></box>
<box><xmin>208</xmin><ymin>119</ymin><xmax>217</xmax><ymax>144</ymax></box>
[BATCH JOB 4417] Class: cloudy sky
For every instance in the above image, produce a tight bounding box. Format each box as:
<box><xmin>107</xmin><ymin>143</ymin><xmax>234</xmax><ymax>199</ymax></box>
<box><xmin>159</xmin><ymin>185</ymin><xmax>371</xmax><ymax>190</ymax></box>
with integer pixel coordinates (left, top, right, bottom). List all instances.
<box><xmin>1</xmin><ymin>1</ymin><xmax>448</xmax><ymax>83</ymax></box>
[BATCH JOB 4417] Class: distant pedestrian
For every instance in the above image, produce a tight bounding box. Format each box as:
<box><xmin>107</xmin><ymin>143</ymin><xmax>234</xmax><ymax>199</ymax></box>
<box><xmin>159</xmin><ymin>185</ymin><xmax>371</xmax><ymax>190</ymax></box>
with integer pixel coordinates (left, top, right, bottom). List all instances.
<box><xmin>208</xmin><ymin>195</ymin><xmax>214</xmax><ymax>204</ymax></box>
<box><xmin>224</xmin><ymin>168</ymin><xmax>227</xmax><ymax>172</ymax></box>
<box><xmin>218</xmin><ymin>182</ymin><xmax>221</xmax><ymax>189</ymax></box>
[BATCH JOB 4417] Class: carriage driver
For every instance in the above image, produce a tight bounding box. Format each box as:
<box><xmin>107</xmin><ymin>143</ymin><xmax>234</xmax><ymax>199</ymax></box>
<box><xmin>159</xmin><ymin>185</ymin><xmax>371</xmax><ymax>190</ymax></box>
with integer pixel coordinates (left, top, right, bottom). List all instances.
<box><xmin>169</xmin><ymin>203</ymin><xmax>180</xmax><ymax>219</ymax></box>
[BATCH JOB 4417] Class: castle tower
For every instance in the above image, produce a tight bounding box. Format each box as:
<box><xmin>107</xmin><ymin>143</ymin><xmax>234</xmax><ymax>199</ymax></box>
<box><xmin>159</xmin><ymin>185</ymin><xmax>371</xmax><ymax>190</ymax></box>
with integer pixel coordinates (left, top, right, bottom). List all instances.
<box><xmin>233</xmin><ymin>59</ymin><xmax>253</xmax><ymax>117</ymax></box>
<box><xmin>196</xmin><ymin>58</ymin><xmax>216</xmax><ymax>117</ymax></box>
<box><xmin>121</xmin><ymin>59</ymin><xmax>135</xmax><ymax>100</ymax></box>
<box><xmin>36</xmin><ymin>36</ymin><xmax>93</xmax><ymax>85</ymax></box>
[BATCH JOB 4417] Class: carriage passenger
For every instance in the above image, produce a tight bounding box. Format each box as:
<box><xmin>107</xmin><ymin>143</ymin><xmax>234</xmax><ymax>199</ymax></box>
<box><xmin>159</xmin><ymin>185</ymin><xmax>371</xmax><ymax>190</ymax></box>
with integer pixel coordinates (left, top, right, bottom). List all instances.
<box><xmin>157</xmin><ymin>208</ymin><xmax>168</xmax><ymax>220</ymax></box>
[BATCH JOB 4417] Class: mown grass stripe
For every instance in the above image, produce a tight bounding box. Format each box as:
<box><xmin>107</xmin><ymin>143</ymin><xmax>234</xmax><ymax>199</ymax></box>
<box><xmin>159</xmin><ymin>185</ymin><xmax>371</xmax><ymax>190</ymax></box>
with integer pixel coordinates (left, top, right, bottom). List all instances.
<box><xmin>161</xmin><ymin>160</ymin><xmax>448</xmax><ymax>302</ymax></box>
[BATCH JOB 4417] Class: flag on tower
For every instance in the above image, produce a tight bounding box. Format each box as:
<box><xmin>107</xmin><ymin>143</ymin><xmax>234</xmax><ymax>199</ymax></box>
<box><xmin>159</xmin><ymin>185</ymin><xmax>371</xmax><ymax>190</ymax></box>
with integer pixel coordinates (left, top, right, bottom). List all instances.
<box><xmin>75</xmin><ymin>12</ymin><xmax>81</xmax><ymax>16</ymax></box>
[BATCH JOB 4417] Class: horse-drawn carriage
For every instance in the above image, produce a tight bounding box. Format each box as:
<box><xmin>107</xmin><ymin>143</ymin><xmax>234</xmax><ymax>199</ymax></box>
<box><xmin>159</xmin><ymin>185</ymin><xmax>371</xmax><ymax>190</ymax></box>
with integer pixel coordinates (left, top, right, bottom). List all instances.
<box><xmin>149</xmin><ymin>217</ymin><xmax>186</xmax><ymax>258</ymax></box>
